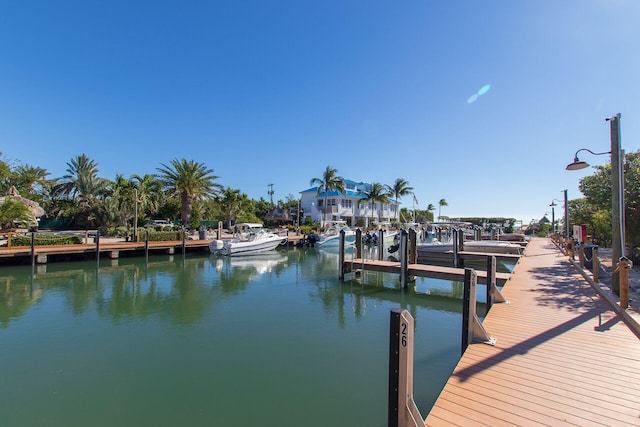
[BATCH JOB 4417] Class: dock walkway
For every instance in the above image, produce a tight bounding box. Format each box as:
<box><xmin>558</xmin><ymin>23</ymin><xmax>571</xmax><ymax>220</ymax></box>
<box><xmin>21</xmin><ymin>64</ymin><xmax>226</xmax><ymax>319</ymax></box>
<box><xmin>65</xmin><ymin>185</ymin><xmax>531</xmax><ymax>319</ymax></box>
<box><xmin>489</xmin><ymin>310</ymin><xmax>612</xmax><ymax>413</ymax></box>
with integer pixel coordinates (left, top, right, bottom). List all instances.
<box><xmin>424</xmin><ymin>238</ymin><xmax>640</xmax><ymax>426</ymax></box>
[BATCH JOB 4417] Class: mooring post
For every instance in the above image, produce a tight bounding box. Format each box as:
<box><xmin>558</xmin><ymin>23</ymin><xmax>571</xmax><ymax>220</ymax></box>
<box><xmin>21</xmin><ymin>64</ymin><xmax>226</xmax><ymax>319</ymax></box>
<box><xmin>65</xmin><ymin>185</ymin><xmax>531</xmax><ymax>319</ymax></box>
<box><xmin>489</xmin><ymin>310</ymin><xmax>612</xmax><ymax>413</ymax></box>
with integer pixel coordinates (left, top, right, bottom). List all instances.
<box><xmin>452</xmin><ymin>229</ymin><xmax>459</xmax><ymax>268</ymax></box>
<box><xmin>388</xmin><ymin>309</ymin><xmax>423</xmax><ymax>427</ymax></box>
<box><xmin>182</xmin><ymin>227</ymin><xmax>186</xmax><ymax>255</ymax></box>
<box><xmin>378</xmin><ymin>229</ymin><xmax>385</xmax><ymax>261</ymax></box>
<box><xmin>339</xmin><ymin>229</ymin><xmax>345</xmax><ymax>280</ymax></box>
<box><xmin>462</xmin><ymin>267</ymin><xmax>495</xmax><ymax>355</ymax></box>
<box><xmin>400</xmin><ymin>230</ymin><xmax>408</xmax><ymax>288</ymax></box>
<box><xmin>462</xmin><ymin>268</ymin><xmax>476</xmax><ymax>354</ymax></box>
<box><xmin>486</xmin><ymin>255</ymin><xmax>495</xmax><ymax>313</ymax></box>
<box><xmin>95</xmin><ymin>230</ymin><xmax>100</xmax><ymax>263</ymax></box>
<box><xmin>593</xmin><ymin>246</ymin><xmax>599</xmax><ymax>282</ymax></box>
<box><xmin>355</xmin><ymin>228</ymin><xmax>362</xmax><ymax>259</ymax></box>
<box><xmin>408</xmin><ymin>229</ymin><xmax>416</xmax><ymax>265</ymax></box>
<box><xmin>145</xmin><ymin>230</ymin><xmax>149</xmax><ymax>261</ymax></box>
<box><xmin>30</xmin><ymin>231</ymin><xmax>35</xmax><ymax>270</ymax></box>
<box><xmin>619</xmin><ymin>257</ymin><xmax>632</xmax><ymax>309</ymax></box>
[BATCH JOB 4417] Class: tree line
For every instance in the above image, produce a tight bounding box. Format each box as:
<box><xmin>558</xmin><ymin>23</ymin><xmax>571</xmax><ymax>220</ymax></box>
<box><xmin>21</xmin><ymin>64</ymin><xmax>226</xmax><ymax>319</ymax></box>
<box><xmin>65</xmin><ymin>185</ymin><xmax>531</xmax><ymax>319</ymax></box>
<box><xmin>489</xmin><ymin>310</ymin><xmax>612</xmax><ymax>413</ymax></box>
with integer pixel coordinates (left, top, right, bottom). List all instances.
<box><xmin>1</xmin><ymin>155</ymin><xmax>445</xmax><ymax>232</ymax></box>
<box><xmin>569</xmin><ymin>150</ymin><xmax>640</xmax><ymax>260</ymax></box>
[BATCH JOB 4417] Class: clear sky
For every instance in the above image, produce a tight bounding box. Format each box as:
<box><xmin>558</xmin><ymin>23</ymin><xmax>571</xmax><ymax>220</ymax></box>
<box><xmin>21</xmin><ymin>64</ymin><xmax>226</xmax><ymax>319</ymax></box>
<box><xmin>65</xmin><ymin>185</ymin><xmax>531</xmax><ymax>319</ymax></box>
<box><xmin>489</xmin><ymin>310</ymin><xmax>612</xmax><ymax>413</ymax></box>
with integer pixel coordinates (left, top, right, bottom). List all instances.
<box><xmin>1</xmin><ymin>0</ymin><xmax>638</xmax><ymax>226</ymax></box>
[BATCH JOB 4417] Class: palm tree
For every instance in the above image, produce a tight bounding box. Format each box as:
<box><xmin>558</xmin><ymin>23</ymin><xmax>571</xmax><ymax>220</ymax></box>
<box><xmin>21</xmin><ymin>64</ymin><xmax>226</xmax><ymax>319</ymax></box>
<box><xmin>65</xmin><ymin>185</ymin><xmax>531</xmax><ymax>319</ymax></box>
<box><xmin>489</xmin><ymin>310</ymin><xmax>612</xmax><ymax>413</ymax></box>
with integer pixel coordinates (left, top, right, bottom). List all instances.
<box><xmin>0</xmin><ymin>198</ymin><xmax>34</xmax><ymax>230</ymax></box>
<box><xmin>386</xmin><ymin>178</ymin><xmax>413</xmax><ymax>221</ymax></box>
<box><xmin>108</xmin><ymin>174</ymin><xmax>137</xmax><ymax>227</ymax></box>
<box><xmin>131</xmin><ymin>174</ymin><xmax>163</xmax><ymax>220</ymax></box>
<box><xmin>363</xmin><ymin>182</ymin><xmax>391</xmax><ymax>224</ymax></box>
<box><xmin>426</xmin><ymin>203</ymin><xmax>436</xmax><ymax>222</ymax></box>
<box><xmin>54</xmin><ymin>154</ymin><xmax>106</xmax><ymax>204</ymax></box>
<box><xmin>11</xmin><ymin>164</ymin><xmax>49</xmax><ymax>198</ymax></box>
<box><xmin>218</xmin><ymin>187</ymin><xmax>245</xmax><ymax>229</ymax></box>
<box><xmin>156</xmin><ymin>159</ymin><xmax>222</xmax><ymax>228</ymax></box>
<box><xmin>438</xmin><ymin>198</ymin><xmax>448</xmax><ymax>221</ymax></box>
<box><xmin>309</xmin><ymin>166</ymin><xmax>345</xmax><ymax>226</ymax></box>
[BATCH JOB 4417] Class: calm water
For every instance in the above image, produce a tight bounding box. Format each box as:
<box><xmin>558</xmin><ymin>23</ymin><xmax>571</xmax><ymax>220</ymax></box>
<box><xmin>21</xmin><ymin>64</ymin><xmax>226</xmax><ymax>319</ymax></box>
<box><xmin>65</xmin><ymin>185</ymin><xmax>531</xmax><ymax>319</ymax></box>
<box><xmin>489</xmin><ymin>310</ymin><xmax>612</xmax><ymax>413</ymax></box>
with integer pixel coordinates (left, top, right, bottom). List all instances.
<box><xmin>0</xmin><ymin>247</ymin><xmax>508</xmax><ymax>427</ymax></box>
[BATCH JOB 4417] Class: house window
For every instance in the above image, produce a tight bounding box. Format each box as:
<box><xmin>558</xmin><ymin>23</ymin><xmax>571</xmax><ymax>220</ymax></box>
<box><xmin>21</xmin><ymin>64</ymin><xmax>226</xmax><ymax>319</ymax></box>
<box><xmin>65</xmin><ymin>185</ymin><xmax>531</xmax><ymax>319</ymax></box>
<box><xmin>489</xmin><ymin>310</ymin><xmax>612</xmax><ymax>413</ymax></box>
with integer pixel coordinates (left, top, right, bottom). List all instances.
<box><xmin>342</xmin><ymin>199</ymin><xmax>352</xmax><ymax>208</ymax></box>
<box><xmin>329</xmin><ymin>199</ymin><xmax>337</xmax><ymax>206</ymax></box>
<box><xmin>318</xmin><ymin>200</ymin><xmax>323</xmax><ymax>207</ymax></box>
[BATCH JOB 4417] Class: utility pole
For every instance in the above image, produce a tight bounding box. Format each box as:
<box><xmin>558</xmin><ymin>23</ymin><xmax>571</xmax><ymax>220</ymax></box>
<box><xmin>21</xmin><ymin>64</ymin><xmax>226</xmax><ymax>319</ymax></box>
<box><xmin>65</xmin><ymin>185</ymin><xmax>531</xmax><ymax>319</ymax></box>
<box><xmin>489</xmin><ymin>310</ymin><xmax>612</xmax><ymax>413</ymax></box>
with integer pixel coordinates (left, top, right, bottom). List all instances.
<box><xmin>267</xmin><ymin>183</ymin><xmax>274</xmax><ymax>204</ymax></box>
<box><xmin>609</xmin><ymin>113</ymin><xmax>624</xmax><ymax>293</ymax></box>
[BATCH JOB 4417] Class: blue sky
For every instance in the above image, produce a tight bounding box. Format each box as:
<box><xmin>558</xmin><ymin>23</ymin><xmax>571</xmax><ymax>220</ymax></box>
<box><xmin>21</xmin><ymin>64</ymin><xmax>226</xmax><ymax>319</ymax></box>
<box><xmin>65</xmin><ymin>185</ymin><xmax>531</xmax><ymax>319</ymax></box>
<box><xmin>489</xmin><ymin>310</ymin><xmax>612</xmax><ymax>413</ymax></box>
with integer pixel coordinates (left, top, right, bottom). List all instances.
<box><xmin>1</xmin><ymin>0</ymin><xmax>638</xmax><ymax>225</ymax></box>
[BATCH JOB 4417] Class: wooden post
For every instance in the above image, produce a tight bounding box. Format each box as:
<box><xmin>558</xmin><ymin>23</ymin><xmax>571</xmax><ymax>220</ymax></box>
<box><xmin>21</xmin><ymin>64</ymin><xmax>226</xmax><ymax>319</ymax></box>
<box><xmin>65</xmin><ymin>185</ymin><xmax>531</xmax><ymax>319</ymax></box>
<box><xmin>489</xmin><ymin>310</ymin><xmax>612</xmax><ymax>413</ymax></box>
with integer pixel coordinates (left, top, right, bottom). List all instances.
<box><xmin>462</xmin><ymin>267</ymin><xmax>496</xmax><ymax>354</ymax></box>
<box><xmin>568</xmin><ymin>240</ymin><xmax>575</xmax><ymax>259</ymax></box>
<box><xmin>579</xmin><ymin>243</ymin><xmax>585</xmax><ymax>268</ymax></box>
<box><xmin>182</xmin><ymin>227</ymin><xmax>186</xmax><ymax>255</ymax></box>
<box><xmin>338</xmin><ymin>229</ymin><xmax>345</xmax><ymax>280</ymax></box>
<box><xmin>486</xmin><ymin>255</ymin><xmax>495</xmax><ymax>314</ymax></box>
<box><xmin>355</xmin><ymin>228</ymin><xmax>362</xmax><ymax>259</ymax></box>
<box><xmin>619</xmin><ymin>257</ymin><xmax>632</xmax><ymax>309</ymax></box>
<box><xmin>400</xmin><ymin>230</ymin><xmax>408</xmax><ymax>289</ymax></box>
<box><xmin>388</xmin><ymin>309</ymin><xmax>423</xmax><ymax>427</ymax></box>
<box><xmin>408</xmin><ymin>229</ymin><xmax>417</xmax><ymax>265</ymax></box>
<box><xmin>7</xmin><ymin>232</ymin><xmax>11</xmax><ymax>248</ymax></box>
<box><xmin>452</xmin><ymin>229</ymin><xmax>459</xmax><ymax>268</ymax></box>
<box><xmin>31</xmin><ymin>232</ymin><xmax>35</xmax><ymax>270</ymax></box>
<box><xmin>217</xmin><ymin>221</ymin><xmax>222</xmax><ymax>240</ymax></box>
<box><xmin>462</xmin><ymin>268</ymin><xmax>475</xmax><ymax>354</ymax></box>
<box><xmin>378</xmin><ymin>229</ymin><xmax>384</xmax><ymax>261</ymax></box>
<box><xmin>95</xmin><ymin>230</ymin><xmax>100</xmax><ymax>263</ymax></box>
<box><xmin>593</xmin><ymin>246</ymin><xmax>599</xmax><ymax>282</ymax></box>
<box><xmin>145</xmin><ymin>230</ymin><xmax>149</xmax><ymax>261</ymax></box>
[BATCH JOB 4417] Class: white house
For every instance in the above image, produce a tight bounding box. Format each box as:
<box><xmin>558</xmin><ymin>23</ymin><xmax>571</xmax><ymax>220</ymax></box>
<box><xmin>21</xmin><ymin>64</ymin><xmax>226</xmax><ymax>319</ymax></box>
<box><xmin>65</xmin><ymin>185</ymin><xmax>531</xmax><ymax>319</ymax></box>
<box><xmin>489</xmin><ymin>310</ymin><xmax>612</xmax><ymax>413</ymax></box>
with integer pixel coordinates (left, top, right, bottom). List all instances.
<box><xmin>300</xmin><ymin>179</ymin><xmax>398</xmax><ymax>227</ymax></box>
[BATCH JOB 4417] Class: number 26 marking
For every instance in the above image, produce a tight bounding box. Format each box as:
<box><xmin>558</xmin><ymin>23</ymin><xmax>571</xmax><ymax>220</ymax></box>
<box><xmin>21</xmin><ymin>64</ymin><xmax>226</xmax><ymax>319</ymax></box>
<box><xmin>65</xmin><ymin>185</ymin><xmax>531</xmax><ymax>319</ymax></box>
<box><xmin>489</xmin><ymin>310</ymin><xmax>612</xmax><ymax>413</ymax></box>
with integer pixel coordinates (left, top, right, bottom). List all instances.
<box><xmin>401</xmin><ymin>322</ymin><xmax>407</xmax><ymax>347</ymax></box>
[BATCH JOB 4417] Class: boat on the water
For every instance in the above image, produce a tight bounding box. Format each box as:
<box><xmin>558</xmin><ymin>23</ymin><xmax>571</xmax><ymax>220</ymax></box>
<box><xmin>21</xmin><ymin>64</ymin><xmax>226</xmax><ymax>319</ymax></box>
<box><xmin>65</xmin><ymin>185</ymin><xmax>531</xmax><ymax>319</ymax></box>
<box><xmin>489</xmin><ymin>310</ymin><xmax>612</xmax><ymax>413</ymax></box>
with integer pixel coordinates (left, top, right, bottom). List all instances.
<box><xmin>316</xmin><ymin>221</ymin><xmax>357</xmax><ymax>247</ymax></box>
<box><xmin>417</xmin><ymin>239</ymin><xmax>522</xmax><ymax>256</ymax></box>
<box><xmin>209</xmin><ymin>223</ymin><xmax>287</xmax><ymax>256</ymax></box>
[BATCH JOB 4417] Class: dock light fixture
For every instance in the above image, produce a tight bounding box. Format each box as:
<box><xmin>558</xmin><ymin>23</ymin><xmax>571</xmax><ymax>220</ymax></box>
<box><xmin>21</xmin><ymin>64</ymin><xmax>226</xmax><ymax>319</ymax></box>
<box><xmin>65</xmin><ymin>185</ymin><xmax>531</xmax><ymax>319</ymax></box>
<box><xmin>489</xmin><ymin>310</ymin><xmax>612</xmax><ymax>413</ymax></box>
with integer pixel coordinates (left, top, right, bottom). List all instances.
<box><xmin>566</xmin><ymin>113</ymin><xmax>625</xmax><ymax>293</ymax></box>
<box><xmin>565</xmin><ymin>148</ymin><xmax>611</xmax><ymax>171</ymax></box>
<box><xmin>549</xmin><ymin>198</ymin><xmax>563</xmax><ymax>235</ymax></box>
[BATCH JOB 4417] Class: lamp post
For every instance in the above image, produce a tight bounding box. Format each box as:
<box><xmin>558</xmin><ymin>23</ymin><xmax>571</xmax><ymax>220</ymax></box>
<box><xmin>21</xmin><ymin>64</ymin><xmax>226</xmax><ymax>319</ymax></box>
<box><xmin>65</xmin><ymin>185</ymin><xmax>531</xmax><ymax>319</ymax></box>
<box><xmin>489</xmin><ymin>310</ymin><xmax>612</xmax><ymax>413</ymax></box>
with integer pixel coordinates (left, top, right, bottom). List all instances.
<box><xmin>563</xmin><ymin>190</ymin><xmax>569</xmax><ymax>238</ymax></box>
<box><xmin>549</xmin><ymin>198</ymin><xmax>563</xmax><ymax>234</ymax></box>
<box><xmin>566</xmin><ymin>113</ymin><xmax>625</xmax><ymax>293</ymax></box>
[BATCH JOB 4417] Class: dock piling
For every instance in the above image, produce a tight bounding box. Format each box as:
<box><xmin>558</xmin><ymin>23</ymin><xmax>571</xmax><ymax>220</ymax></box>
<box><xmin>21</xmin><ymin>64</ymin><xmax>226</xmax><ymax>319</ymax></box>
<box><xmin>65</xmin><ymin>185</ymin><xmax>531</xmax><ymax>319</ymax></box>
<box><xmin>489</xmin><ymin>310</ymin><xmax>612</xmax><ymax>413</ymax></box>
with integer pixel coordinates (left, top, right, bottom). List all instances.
<box><xmin>388</xmin><ymin>308</ymin><xmax>423</xmax><ymax>427</ymax></box>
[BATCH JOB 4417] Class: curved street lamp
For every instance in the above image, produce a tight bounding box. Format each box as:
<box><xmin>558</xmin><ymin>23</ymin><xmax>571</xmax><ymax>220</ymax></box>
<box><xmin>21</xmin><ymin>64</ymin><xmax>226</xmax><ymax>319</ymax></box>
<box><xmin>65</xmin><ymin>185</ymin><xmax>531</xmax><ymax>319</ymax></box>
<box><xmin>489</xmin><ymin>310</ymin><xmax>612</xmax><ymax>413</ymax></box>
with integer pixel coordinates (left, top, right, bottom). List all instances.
<box><xmin>565</xmin><ymin>148</ymin><xmax>611</xmax><ymax>171</ymax></box>
<box><xmin>549</xmin><ymin>198</ymin><xmax>564</xmax><ymax>234</ymax></box>
<box><xmin>566</xmin><ymin>113</ymin><xmax>625</xmax><ymax>293</ymax></box>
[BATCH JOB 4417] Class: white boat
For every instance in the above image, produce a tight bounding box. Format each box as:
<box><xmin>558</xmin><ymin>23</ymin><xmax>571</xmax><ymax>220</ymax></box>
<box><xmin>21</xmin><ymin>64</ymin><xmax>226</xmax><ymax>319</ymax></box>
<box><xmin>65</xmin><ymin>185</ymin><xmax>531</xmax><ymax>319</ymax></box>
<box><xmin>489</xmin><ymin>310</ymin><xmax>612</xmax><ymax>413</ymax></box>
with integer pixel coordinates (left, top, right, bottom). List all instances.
<box><xmin>417</xmin><ymin>240</ymin><xmax>522</xmax><ymax>256</ymax></box>
<box><xmin>209</xmin><ymin>223</ymin><xmax>287</xmax><ymax>256</ymax></box>
<box><xmin>316</xmin><ymin>221</ymin><xmax>356</xmax><ymax>247</ymax></box>
<box><xmin>463</xmin><ymin>241</ymin><xmax>523</xmax><ymax>254</ymax></box>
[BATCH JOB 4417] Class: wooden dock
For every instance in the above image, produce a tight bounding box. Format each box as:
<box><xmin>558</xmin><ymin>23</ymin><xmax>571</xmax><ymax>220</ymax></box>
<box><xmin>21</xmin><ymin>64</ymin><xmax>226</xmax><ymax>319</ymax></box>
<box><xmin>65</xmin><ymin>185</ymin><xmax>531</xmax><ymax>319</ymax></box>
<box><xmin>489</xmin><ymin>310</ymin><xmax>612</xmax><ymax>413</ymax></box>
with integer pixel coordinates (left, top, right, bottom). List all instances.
<box><xmin>424</xmin><ymin>238</ymin><xmax>640</xmax><ymax>426</ymax></box>
<box><xmin>342</xmin><ymin>258</ymin><xmax>511</xmax><ymax>284</ymax></box>
<box><xmin>0</xmin><ymin>239</ymin><xmax>212</xmax><ymax>264</ymax></box>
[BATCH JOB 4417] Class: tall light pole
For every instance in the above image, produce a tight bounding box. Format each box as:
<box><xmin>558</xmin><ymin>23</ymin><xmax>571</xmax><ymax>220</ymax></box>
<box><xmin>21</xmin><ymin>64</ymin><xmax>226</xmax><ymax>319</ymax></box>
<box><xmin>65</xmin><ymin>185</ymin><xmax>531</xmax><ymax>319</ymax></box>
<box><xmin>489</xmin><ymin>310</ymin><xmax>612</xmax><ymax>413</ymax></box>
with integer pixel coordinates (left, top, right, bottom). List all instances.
<box><xmin>563</xmin><ymin>190</ymin><xmax>569</xmax><ymax>238</ymax></box>
<box><xmin>566</xmin><ymin>113</ymin><xmax>625</xmax><ymax>293</ymax></box>
<box><xmin>549</xmin><ymin>198</ymin><xmax>563</xmax><ymax>235</ymax></box>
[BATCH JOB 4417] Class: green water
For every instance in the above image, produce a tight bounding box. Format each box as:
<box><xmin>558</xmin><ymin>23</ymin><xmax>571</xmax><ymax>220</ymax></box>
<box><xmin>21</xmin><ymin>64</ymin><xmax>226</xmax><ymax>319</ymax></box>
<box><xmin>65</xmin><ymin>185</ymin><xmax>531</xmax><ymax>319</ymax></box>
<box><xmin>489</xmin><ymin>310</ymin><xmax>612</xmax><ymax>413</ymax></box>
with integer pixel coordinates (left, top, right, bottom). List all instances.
<box><xmin>0</xmin><ymin>248</ymin><xmax>492</xmax><ymax>427</ymax></box>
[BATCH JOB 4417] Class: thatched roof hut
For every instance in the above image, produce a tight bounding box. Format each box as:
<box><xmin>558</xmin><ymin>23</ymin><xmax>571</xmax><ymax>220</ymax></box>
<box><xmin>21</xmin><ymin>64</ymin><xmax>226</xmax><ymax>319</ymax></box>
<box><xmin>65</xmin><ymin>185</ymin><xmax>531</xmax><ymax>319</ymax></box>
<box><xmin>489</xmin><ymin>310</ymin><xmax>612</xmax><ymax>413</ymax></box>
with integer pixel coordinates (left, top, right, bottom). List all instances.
<box><xmin>0</xmin><ymin>186</ymin><xmax>45</xmax><ymax>218</ymax></box>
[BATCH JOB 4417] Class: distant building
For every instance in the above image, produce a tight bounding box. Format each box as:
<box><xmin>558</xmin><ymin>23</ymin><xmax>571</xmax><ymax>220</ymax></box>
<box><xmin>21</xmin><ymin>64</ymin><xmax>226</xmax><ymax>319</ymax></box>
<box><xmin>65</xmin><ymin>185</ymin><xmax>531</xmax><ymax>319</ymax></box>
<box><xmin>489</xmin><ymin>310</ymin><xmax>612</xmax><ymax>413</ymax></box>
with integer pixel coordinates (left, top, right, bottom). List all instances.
<box><xmin>300</xmin><ymin>179</ymin><xmax>398</xmax><ymax>227</ymax></box>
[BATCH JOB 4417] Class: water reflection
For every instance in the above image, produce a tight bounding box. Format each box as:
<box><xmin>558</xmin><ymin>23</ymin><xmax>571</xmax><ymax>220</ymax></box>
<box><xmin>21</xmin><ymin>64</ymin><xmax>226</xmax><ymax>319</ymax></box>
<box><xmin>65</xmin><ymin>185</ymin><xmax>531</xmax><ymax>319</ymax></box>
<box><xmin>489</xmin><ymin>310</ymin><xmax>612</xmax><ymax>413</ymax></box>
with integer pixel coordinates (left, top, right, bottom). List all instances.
<box><xmin>0</xmin><ymin>248</ymin><xmax>499</xmax><ymax>330</ymax></box>
<box><xmin>1</xmin><ymin>247</ymin><xmax>485</xmax><ymax>425</ymax></box>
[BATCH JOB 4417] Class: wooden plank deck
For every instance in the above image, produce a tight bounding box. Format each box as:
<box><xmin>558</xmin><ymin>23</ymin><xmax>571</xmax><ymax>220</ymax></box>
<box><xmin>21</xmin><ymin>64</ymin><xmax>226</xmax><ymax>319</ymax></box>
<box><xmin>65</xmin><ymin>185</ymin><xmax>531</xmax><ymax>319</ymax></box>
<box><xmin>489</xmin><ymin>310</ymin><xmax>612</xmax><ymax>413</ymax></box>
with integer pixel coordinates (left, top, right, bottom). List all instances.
<box><xmin>343</xmin><ymin>259</ymin><xmax>511</xmax><ymax>284</ymax></box>
<box><xmin>0</xmin><ymin>240</ymin><xmax>212</xmax><ymax>260</ymax></box>
<box><xmin>425</xmin><ymin>238</ymin><xmax>640</xmax><ymax>426</ymax></box>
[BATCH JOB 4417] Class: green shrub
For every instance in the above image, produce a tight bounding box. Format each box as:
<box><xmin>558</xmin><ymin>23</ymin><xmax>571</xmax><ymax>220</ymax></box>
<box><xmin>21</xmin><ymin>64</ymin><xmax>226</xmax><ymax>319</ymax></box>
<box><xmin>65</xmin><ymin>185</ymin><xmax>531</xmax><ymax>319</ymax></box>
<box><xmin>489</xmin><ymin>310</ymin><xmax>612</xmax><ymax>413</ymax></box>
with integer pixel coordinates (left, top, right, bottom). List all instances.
<box><xmin>12</xmin><ymin>233</ymin><xmax>83</xmax><ymax>246</ymax></box>
<box><xmin>138</xmin><ymin>230</ymin><xmax>185</xmax><ymax>242</ymax></box>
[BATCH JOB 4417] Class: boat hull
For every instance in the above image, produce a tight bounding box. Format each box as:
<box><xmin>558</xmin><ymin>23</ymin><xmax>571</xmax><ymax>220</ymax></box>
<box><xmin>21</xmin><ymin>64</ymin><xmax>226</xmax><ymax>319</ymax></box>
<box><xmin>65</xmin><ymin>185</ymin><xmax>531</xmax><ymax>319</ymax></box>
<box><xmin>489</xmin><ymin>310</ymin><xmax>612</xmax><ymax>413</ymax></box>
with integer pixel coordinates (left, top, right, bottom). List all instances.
<box><xmin>210</xmin><ymin>236</ymin><xmax>286</xmax><ymax>256</ymax></box>
<box><xmin>316</xmin><ymin>232</ymin><xmax>356</xmax><ymax>247</ymax></box>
